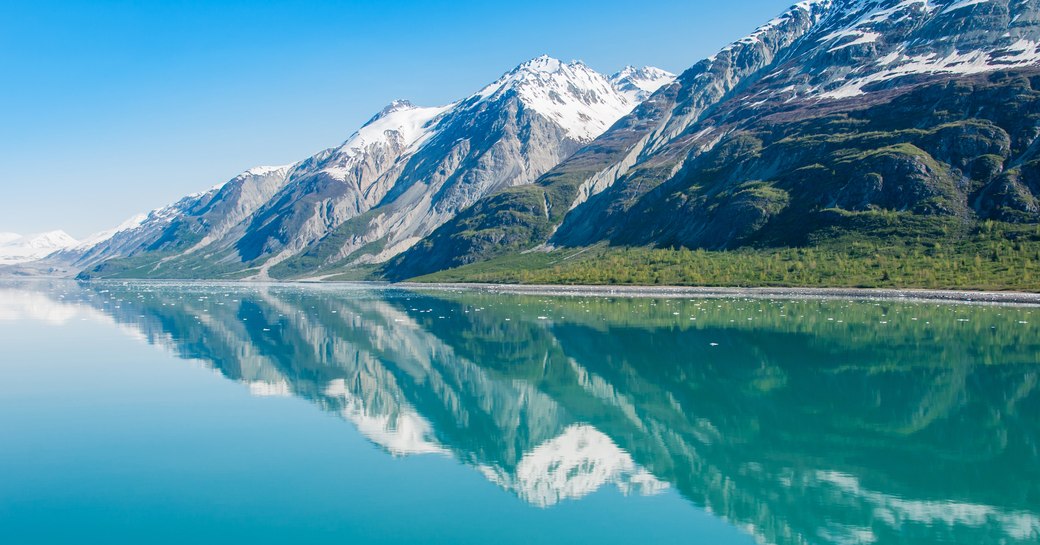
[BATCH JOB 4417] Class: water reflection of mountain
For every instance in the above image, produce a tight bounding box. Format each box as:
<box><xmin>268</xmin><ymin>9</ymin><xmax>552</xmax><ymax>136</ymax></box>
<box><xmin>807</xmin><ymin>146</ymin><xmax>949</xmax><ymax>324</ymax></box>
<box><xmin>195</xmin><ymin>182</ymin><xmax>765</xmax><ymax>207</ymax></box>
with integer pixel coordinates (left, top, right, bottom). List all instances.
<box><xmin>19</xmin><ymin>282</ymin><xmax>1040</xmax><ymax>545</ymax></box>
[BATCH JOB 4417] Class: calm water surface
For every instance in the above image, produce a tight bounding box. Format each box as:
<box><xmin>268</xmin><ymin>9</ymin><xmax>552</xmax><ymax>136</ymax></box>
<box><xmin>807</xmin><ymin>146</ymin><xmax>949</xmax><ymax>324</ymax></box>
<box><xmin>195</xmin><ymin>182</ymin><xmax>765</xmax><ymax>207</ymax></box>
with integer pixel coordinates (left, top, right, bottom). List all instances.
<box><xmin>1</xmin><ymin>280</ymin><xmax>1038</xmax><ymax>545</ymax></box>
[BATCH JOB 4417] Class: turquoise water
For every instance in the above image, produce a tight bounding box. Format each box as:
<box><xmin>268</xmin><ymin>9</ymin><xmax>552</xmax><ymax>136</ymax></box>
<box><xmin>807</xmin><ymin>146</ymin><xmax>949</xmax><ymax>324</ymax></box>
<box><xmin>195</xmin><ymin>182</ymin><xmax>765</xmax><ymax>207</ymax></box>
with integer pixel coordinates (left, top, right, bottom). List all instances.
<box><xmin>1</xmin><ymin>281</ymin><xmax>1038</xmax><ymax>545</ymax></box>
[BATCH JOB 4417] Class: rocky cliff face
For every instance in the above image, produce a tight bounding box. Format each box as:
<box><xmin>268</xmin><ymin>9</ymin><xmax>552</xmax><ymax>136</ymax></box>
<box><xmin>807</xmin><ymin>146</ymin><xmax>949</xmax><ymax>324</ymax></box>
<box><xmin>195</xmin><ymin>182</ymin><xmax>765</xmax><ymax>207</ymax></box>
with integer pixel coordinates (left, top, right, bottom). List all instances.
<box><xmin>390</xmin><ymin>0</ymin><xmax>1040</xmax><ymax>279</ymax></box>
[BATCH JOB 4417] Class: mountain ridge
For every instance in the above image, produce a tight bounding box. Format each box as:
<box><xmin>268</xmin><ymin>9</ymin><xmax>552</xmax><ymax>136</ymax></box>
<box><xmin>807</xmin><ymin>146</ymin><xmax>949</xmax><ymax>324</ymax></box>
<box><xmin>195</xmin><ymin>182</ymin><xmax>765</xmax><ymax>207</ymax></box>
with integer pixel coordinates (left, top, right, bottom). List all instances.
<box><xmin>66</xmin><ymin>56</ymin><xmax>673</xmax><ymax>280</ymax></box>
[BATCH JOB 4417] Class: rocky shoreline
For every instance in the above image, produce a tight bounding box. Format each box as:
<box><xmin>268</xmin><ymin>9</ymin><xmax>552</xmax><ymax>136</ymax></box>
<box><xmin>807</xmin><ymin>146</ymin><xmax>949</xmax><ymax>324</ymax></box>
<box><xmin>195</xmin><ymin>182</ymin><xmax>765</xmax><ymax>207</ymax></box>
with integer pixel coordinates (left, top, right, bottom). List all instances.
<box><xmin>396</xmin><ymin>282</ymin><xmax>1040</xmax><ymax>306</ymax></box>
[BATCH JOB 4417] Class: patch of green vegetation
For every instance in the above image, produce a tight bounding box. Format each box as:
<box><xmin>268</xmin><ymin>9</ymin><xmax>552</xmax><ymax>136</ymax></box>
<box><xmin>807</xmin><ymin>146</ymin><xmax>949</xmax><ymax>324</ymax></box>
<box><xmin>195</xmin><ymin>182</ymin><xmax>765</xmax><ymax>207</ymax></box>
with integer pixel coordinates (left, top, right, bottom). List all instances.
<box><xmin>411</xmin><ymin>221</ymin><xmax>1040</xmax><ymax>292</ymax></box>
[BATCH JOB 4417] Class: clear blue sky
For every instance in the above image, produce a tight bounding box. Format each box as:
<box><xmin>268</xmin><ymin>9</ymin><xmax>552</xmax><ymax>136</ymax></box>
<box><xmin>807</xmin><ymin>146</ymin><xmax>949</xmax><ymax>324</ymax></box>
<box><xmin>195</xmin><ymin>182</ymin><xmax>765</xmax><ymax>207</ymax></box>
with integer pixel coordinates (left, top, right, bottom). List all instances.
<box><xmin>1</xmin><ymin>0</ymin><xmax>793</xmax><ymax>238</ymax></box>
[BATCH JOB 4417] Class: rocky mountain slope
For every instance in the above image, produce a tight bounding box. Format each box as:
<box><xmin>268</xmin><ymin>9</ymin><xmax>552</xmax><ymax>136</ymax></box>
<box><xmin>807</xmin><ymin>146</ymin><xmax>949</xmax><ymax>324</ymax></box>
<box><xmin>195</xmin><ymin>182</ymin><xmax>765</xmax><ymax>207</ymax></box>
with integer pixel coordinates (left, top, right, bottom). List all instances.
<box><xmin>73</xmin><ymin>57</ymin><xmax>672</xmax><ymax>280</ymax></box>
<box><xmin>390</xmin><ymin>0</ymin><xmax>1040</xmax><ymax>279</ymax></box>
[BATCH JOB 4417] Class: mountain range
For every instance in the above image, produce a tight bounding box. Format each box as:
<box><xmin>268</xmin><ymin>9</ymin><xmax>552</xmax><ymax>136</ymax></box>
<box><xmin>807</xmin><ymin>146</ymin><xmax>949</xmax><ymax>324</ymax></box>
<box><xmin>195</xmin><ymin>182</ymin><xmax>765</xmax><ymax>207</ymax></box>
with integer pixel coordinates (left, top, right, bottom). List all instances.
<box><xmin>35</xmin><ymin>58</ymin><xmax>673</xmax><ymax>280</ymax></box>
<box><xmin>7</xmin><ymin>0</ymin><xmax>1040</xmax><ymax>282</ymax></box>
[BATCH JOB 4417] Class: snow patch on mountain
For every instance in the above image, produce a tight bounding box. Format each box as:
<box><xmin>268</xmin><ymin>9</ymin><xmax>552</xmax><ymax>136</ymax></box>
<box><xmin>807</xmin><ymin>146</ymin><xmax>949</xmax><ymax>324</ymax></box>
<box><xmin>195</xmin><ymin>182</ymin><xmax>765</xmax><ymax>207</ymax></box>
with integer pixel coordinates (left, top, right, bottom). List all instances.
<box><xmin>821</xmin><ymin>39</ymin><xmax>1040</xmax><ymax>98</ymax></box>
<box><xmin>942</xmin><ymin>0</ymin><xmax>993</xmax><ymax>14</ymax></box>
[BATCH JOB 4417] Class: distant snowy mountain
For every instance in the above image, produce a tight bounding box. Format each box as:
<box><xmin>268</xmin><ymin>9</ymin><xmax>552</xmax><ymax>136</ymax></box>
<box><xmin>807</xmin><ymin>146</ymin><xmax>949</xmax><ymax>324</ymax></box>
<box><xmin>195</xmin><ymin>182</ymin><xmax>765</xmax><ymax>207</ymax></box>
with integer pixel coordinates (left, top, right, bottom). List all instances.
<box><xmin>75</xmin><ymin>56</ymin><xmax>673</xmax><ymax>280</ymax></box>
<box><xmin>610</xmin><ymin>65</ymin><xmax>678</xmax><ymax>102</ymax></box>
<box><xmin>0</xmin><ymin>231</ymin><xmax>78</xmax><ymax>265</ymax></box>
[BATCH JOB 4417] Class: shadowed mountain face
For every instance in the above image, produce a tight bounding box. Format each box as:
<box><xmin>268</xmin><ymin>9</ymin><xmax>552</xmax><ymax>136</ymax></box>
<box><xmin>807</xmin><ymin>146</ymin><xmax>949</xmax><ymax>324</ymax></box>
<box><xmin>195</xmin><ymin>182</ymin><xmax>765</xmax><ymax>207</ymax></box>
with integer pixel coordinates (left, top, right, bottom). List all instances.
<box><xmin>12</xmin><ymin>281</ymin><xmax>1038</xmax><ymax>545</ymax></box>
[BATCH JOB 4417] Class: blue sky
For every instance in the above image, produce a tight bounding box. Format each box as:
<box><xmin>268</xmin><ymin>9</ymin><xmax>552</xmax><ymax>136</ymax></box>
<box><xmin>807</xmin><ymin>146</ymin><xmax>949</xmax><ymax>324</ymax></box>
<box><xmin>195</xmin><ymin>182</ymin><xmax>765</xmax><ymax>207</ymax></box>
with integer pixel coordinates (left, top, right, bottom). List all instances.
<box><xmin>1</xmin><ymin>0</ymin><xmax>793</xmax><ymax>238</ymax></box>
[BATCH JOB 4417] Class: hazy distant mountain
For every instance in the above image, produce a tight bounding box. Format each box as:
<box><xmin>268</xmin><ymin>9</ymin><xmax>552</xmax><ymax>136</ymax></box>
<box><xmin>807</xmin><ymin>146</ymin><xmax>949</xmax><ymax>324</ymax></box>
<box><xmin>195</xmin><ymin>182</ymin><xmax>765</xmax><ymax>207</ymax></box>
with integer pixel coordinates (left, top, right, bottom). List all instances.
<box><xmin>0</xmin><ymin>231</ymin><xmax>77</xmax><ymax>265</ymax></box>
<box><xmin>609</xmin><ymin>65</ymin><xmax>676</xmax><ymax>102</ymax></box>
<box><xmin>391</xmin><ymin>0</ymin><xmax>1040</xmax><ymax>278</ymax></box>
<box><xmin>74</xmin><ymin>56</ymin><xmax>672</xmax><ymax>280</ymax></box>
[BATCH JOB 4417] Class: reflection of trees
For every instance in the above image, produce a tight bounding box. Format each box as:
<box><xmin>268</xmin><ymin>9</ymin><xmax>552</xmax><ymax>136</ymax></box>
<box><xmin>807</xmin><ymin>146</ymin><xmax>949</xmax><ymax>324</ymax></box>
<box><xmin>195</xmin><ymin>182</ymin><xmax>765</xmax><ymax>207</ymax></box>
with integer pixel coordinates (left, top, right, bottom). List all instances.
<box><xmin>51</xmin><ymin>283</ymin><xmax>1040</xmax><ymax>544</ymax></box>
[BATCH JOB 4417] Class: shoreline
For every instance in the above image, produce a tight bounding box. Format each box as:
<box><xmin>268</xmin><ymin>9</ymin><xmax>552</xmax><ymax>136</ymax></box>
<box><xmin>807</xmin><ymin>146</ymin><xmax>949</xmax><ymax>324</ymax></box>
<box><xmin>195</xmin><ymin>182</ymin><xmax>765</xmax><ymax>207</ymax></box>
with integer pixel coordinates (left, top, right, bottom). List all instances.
<box><xmin>6</xmin><ymin>276</ymin><xmax>1040</xmax><ymax>305</ymax></box>
<box><xmin>394</xmin><ymin>282</ymin><xmax>1040</xmax><ymax>305</ymax></box>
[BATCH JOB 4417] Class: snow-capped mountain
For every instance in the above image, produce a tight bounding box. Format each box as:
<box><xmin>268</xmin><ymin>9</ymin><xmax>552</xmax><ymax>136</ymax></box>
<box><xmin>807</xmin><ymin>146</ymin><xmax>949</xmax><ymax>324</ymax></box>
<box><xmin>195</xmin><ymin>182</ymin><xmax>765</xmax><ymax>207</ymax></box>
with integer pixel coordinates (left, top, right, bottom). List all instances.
<box><xmin>75</xmin><ymin>56</ymin><xmax>673</xmax><ymax>279</ymax></box>
<box><xmin>610</xmin><ymin>65</ymin><xmax>678</xmax><ymax>102</ymax></box>
<box><xmin>0</xmin><ymin>231</ymin><xmax>78</xmax><ymax>265</ymax></box>
<box><xmin>473</xmin><ymin>55</ymin><xmax>650</xmax><ymax>141</ymax></box>
<box><xmin>48</xmin><ymin>163</ymin><xmax>295</xmax><ymax>274</ymax></box>
<box><xmin>392</xmin><ymin>0</ymin><xmax>1040</xmax><ymax>278</ymax></box>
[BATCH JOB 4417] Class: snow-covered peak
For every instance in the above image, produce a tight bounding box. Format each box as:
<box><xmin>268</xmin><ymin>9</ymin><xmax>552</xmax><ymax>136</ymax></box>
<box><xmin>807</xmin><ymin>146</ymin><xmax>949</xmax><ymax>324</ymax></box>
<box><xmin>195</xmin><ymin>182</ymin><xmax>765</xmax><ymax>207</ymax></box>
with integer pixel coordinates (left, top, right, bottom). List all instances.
<box><xmin>206</xmin><ymin>164</ymin><xmax>295</xmax><ymax>193</ymax></box>
<box><xmin>339</xmin><ymin>101</ymin><xmax>454</xmax><ymax>158</ymax></box>
<box><xmin>22</xmin><ymin>230</ymin><xmax>77</xmax><ymax>249</ymax></box>
<box><xmin>373</xmin><ymin>99</ymin><xmax>420</xmax><ymax>119</ymax></box>
<box><xmin>709</xmin><ymin>0</ymin><xmax>833</xmax><ymax>61</ymax></box>
<box><xmin>0</xmin><ymin>233</ymin><xmax>21</xmax><ymax>245</ymax></box>
<box><xmin>302</xmin><ymin>100</ymin><xmax>453</xmax><ymax>183</ymax></box>
<box><xmin>475</xmin><ymin>55</ymin><xmax>648</xmax><ymax>141</ymax></box>
<box><xmin>242</xmin><ymin>164</ymin><xmax>293</xmax><ymax>178</ymax></box>
<box><xmin>0</xmin><ymin>230</ymin><xmax>79</xmax><ymax>265</ymax></box>
<box><xmin>610</xmin><ymin>65</ymin><xmax>676</xmax><ymax>102</ymax></box>
<box><xmin>514</xmin><ymin>54</ymin><xmax>566</xmax><ymax>74</ymax></box>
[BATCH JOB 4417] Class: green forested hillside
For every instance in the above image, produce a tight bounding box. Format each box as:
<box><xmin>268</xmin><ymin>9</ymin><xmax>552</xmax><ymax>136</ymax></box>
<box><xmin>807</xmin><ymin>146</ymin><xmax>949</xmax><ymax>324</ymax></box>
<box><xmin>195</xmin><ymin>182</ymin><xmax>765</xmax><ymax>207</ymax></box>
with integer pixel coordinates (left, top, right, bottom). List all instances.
<box><xmin>411</xmin><ymin>219</ymin><xmax>1040</xmax><ymax>291</ymax></box>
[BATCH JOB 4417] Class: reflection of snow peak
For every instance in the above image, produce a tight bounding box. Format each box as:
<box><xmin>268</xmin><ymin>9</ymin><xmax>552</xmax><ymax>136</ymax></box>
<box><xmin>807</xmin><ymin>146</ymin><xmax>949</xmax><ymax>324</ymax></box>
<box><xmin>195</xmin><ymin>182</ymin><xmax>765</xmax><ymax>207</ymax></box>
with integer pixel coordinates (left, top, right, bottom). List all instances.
<box><xmin>324</xmin><ymin>378</ymin><xmax>446</xmax><ymax>456</ymax></box>
<box><xmin>247</xmin><ymin>380</ymin><xmax>292</xmax><ymax>397</ymax></box>
<box><xmin>817</xmin><ymin>471</ymin><xmax>1040</xmax><ymax>541</ymax></box>
<box><xmin>482</xmin><ymin>424</ymin><xmax>667</xmax><ymax>507</ymax></box>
